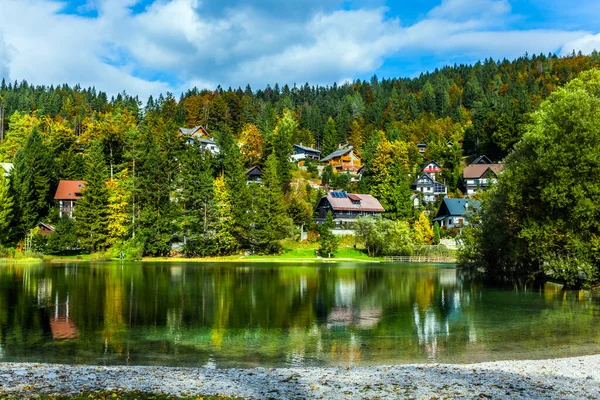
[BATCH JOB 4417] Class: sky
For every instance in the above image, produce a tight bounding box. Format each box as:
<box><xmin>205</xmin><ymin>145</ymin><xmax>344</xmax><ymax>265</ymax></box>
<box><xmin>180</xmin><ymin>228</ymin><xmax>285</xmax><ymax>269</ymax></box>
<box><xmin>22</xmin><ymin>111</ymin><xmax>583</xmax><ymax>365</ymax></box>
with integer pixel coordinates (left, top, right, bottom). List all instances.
<box><xmin>0</xmin><ymin>0</ymin><xmax>599</xmax><ymax>99</ymax></box>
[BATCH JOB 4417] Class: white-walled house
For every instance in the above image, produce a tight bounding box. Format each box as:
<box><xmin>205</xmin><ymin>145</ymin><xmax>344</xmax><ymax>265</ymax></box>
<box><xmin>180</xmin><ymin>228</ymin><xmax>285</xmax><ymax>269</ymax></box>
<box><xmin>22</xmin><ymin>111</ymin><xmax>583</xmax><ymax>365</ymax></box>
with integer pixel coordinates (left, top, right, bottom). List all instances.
<box><xmin>433</xmin><ymin>198</ymin><xmax>480</xmax><ymax>229</ymax></box>
<box><xmin>411</xmin><ymin>173</ymin><xmax>447</xmax><ymax>203</ymax></box>
<box><xmin>462</xmin><ymin>156</ymin><xmax>504</xmax><ymax>196</ymax></box>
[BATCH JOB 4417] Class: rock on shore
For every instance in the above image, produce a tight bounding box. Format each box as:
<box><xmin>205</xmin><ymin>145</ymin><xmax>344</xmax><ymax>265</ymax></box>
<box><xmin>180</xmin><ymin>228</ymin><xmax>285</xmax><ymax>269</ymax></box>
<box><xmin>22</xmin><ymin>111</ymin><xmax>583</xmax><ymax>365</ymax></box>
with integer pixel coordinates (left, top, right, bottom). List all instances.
<box><xmin>1</xmin><ymin>355</ymin><xmax>599</xmax><ymax>399</ymax></box>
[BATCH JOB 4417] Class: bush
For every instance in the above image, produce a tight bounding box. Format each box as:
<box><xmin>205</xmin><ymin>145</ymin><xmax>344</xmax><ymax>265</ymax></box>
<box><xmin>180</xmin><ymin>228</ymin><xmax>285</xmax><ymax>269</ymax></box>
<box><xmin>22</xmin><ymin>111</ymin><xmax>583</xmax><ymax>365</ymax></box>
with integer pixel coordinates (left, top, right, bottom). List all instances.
<box><xmin>110</xmin><ymin>239</ymin><xmax>144</xmax><ymax>261</ymax></box>
<box><xmin>543</xmin><ymin>257</ymin><xmax>599</xmax><ymax>289</ymax></box>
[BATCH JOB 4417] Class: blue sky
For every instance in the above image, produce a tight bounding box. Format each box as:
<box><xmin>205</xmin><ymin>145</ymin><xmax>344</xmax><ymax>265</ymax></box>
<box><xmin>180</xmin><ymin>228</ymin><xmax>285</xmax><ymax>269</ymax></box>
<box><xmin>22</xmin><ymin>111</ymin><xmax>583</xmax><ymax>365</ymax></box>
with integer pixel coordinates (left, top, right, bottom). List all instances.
<box><xmin>0</xmin><ymin>0</ymin><xmax>598</xmax><ymax>99</ymax></box>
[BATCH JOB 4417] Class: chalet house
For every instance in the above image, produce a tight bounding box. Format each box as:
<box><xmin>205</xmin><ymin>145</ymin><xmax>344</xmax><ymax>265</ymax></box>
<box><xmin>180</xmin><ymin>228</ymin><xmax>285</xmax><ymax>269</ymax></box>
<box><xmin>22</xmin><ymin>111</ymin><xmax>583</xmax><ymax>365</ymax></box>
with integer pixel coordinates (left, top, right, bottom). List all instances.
<box><xmin>179</xmin><ymin>126</ymin><xmax>219</xmax><ymax>154</ymax></box>
<box><xmin>411</xmin><ymin>173</ymin><xmax>447</xmax><ymax>203</ymax></box>
<box><xmin>315</xmin><ymin>191</ymin><xmax>385</xmax><ymax>229</ymax></box>
<box><xmin>463</xmin><ymin>155</ymin><xmax>505</xmax><ymax>196</ymax></box>
<box><xmin>54</xmin><ymin>180</ymin><xmax>86</xmax><ymax>218</ymax></box>
<box><xmin>433</xmin><ymin>198</ymin><xmax>480</xmax><ymax>229</ymax></box>
<box><xmin>321</xmin><ymin>145</ymin><xmax>361</xmax><ymax>172</ymax></box>
<box><xmin>291</xmin><ymin>143</ymin><xmax>321</xmax><ymax>164</ymax></box>
<box><xmin>1</xmin><ymin>162</ymin><xmax>13</xmax><ymax>177</ymax></box>
<box><xmin>417</xmin><ymin>142</ymin><xmax>427</xmax><ymax>155</ymax></box>
<box><xmin>246</xmin><ymin>166</ymin><xmax>262</xmax><ymax>184</ymax></box>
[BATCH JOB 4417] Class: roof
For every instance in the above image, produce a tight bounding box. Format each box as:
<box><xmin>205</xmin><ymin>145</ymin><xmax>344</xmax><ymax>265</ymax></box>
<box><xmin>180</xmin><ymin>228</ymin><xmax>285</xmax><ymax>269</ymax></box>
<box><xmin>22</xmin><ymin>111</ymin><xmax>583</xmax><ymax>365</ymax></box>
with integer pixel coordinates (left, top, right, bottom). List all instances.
<box><xmin>294</xmin><ymin>144</ymin><xmax>321</xmax><ymax>154</ymax></box>
<box><xmin>179</xmin><ymin>126</ymin><xmax>209</xmax><ymax>138</ymax></box>
<box><xmin>434</xmin><ymin>198</ymin><xmax>480</xmax><ymax>219</ymax></box>
<box><xmin>54</xmin><ymin>180</ymin><xmax>86</xmax><ymax>200</ymax></box>
<box><xmin>321</xmin><ymin>146</ymin><xmax>357</xmax><ymax>162</ymax></box>
<box><xmin>246</xmin><ymin>166</ymin><xmax>262</xmax><ymax>176</ymax></box>
<box><xmin>321</xmin><ymin>191</ymin><xmax>385</xmax><ymax>212</ymax></box>
<box><xmin>423</xmin><ymin>161</ymin><xmax>442</xmax><ymax>172</ymax></box>
<box><xmin>417</xmin><ymin>142</ymin><xmax>427</xmax><ymax>147</ymax></box>
<box><xmin>463</xmin><ymin>164</ymin><xmax>505</xmax><ymax>179</ymax></box>
<box><xmin>411</xmin><ymin>173</ymin><xmax>447</xmax><ymax>192</ymax></box>
<box><xmin>472</xmin><ymin>155</ymin><xmax>493</xmax><ymax>164</ymax></box>
<box><xmin>38</xmin><ymin>222</ymin><xmax>55</xmax><ymax>231</ymax></box>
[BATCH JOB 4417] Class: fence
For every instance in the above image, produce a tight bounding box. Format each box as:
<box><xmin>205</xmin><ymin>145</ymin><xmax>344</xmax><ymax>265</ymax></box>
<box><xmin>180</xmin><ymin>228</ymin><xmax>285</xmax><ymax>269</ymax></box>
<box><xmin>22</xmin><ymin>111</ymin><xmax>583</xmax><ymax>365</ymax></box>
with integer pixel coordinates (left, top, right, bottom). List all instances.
<box><xmin>383</xmin><ymin>255</ymin><xmax>456</xmax><ymax>264</ymax></box>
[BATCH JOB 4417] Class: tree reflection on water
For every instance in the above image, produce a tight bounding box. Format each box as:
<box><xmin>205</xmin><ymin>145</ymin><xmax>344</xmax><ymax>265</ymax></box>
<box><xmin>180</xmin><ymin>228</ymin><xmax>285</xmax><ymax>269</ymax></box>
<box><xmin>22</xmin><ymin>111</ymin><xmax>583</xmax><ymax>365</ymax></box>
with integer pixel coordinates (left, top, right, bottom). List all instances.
<box><xmin>0</xmin><ymin>262</ymin><xmax>598</xmax><ymax>367</ymax></box>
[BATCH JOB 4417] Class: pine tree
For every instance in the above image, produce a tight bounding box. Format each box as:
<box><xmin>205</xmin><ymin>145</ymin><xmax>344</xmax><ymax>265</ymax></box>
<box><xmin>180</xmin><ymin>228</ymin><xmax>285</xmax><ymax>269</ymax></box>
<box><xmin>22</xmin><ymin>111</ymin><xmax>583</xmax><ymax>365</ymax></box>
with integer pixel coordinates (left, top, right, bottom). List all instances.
<box><xmin>106</xmin><ymin>169</ymin><xmax>131</xmax><ymax>246</ymax></box>
<box><xmin>74</xmin><ymin>141</ymin><xmax>110</xmax><ymax>252</ymax></box>
<box><xmin>135</xmin><ymin>128</ymin><xmax>174</xmax><ymax>256</ymax></box>
<box><xmin>179</xmin><ymin>142</ymin><xmax>216</xmax><ymax>255</ymax></box>
<box><xmin>213</xmin><ymin>175</ymin><xmax>237</xmax><ymax>255</ymax></box>
<box><xmin>433</xmin><ymin>221</ymin><xmax>442</xmax><ymax>245</ymax></box>
<box><xmin>318</xmin><ymin>211</ymin><xmax>339</xmax><ymax>258</ymax></box>
<box><xmin>218</xmin><ymin>127</ymin><xmax>250</xmax><ymax>247</ymax></box>
<box><xmin>10</xmin><ymin>128</ymin><xmax>56</xmax><ymax>238</ymax></box>
<box><xmin>272</xmin><ymin>110</ymin><xmax>295</xmax><ymax>191</ymax></box>
<box><xmin>0</xmin><ymin>173</ymin><xmax>14</xmax><ymax>245</ymax></box>
<box><xmin>251</xmin><ymin>153</ymin><xmax>293</xmax><ymax>253</ymax></box>
<box><xmin>321</xmin><ymin>117</ymin><xmax>338</xmax><ymax>156</ymax></box>
<box><xmin>421</xmin><ymin>81</ymin><xmax>436</xmax><ymax>114</ymax></box>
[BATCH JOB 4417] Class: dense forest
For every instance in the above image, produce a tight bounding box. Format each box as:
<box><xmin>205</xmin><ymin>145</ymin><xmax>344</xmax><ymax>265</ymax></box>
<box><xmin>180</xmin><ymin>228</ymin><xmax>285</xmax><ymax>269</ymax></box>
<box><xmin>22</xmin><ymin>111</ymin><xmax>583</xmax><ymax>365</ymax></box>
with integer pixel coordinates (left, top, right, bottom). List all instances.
<box><xmin>1</xmin><ymin>52</ymin><xmax>600</xmax><ymax>259</ymax></box>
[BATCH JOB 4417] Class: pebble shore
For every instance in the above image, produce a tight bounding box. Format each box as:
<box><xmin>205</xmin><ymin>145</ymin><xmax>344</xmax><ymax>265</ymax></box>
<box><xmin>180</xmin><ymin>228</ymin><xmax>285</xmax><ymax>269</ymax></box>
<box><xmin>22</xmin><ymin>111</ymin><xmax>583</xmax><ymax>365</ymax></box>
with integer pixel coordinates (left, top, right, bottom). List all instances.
<box><xmin>1</xmin><ymin>355</ymin><xmax>599</xmax><ymax>399</ymax></box>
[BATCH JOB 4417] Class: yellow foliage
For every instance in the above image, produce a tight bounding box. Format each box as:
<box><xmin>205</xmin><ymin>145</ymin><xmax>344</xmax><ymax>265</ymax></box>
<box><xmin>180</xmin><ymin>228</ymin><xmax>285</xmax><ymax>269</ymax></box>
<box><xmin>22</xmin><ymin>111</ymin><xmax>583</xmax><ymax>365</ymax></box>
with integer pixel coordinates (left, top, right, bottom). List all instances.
<box><xmin>106</xmin><ymin>170</ymin><xmax>131</xmax><ymax>246</ymax></box>
<box><xmin>239</xmin><ymin>123</ymin><xmax>263</xmax><ymax>165</ymax></box>
<box><xmin>413</xmin><ymin>212</ymin><xmax>434</xmax><ymax>245</ymax></box>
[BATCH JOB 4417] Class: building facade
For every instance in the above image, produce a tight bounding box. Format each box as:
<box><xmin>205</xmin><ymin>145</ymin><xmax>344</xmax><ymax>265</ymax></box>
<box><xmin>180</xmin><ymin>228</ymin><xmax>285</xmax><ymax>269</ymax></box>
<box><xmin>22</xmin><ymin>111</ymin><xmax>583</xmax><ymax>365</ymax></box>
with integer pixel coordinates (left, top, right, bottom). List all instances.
<box><xmin>314</xmin><ymin>191</ymin><xmax>385</xmax><ymax>230</ymax></box>
<box><xmin>54</xmin><ymin>180</ymin><xmax>86</xmax><ymax>218</ymax></box>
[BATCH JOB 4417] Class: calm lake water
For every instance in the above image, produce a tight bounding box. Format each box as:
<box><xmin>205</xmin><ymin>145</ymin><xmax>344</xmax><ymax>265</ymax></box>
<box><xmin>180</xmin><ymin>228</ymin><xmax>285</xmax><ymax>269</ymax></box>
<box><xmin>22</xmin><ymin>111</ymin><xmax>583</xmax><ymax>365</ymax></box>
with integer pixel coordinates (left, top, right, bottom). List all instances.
<box><xmin>0</xmin><ymin>262</ymin><xmax>598</xmax><ymax>368</ymax></box>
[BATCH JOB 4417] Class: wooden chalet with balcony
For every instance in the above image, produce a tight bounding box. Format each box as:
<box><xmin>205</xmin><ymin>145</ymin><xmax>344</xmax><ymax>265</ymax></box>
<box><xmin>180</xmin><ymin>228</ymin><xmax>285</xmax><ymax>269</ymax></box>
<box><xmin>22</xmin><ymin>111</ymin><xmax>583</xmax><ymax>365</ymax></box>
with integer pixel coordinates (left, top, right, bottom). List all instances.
<box><xmin>320</xmin><ymin>145</ymin><xmax>361</xmax><ymax>172</ymax></box>
<box><xmin>315</xmin><ymin>191</ymin><xmax>384</xmax><ymax>230</ymax></box>
<box><xmin>411</xmin><ymin>173</ymin><xmax>447</xmax><ymax>203</ymax></box>
<box><xmin>54</xmin><ymin>180</ymin><xmax>86</xmax><ymax>218</ymax></box>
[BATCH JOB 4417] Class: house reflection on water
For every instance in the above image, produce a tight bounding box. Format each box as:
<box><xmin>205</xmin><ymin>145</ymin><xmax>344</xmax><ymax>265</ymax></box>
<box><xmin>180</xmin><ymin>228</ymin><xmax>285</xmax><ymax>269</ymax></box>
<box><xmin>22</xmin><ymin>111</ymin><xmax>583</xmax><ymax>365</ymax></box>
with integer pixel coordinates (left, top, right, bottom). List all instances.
<box><xmin>49</xmin><ymin>292</ymin><xmax>79</xmax><ymax>340</ymax></box>
<box><xmin>0</xmin><ymin>263</ymin><xmax>598</xmax><ymax>367</ymax></box>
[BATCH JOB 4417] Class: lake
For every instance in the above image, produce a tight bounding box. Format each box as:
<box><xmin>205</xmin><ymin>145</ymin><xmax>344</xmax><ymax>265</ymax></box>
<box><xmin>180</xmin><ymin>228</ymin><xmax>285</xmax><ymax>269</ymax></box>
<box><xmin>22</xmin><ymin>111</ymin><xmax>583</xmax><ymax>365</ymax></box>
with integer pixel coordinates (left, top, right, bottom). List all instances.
<box><xmin>0</xmin><ymin>262</ymin><xmax>598</xmax><ymax>368</ymax></box>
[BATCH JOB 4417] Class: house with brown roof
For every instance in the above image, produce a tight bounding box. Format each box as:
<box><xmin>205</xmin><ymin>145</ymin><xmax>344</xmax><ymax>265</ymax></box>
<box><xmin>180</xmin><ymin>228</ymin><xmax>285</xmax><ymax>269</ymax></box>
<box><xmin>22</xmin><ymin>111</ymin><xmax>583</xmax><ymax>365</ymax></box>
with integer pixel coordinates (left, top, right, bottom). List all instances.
<box><xmin>315</xmin><ymin>191</ymin><xmax>385</xmax><ymax>230</ymax></box>
<box><xmin>463</xmin><ymin>156</ymin><xmax>504</xmax><ymax>196</ymax></box>
<box><xmin>54</xmin><ymin>180</ymin><xmax>86</xmax><ymax>218</ymax></box>
<box><xmin>179</xmin><ymin>126</ymin><xmax>219</xmax><ymax>154</ymax></box>
<box><xmin>321</xmin><ymin>145</ymin><xmax>361</xmax><ymax>172</ymax></box>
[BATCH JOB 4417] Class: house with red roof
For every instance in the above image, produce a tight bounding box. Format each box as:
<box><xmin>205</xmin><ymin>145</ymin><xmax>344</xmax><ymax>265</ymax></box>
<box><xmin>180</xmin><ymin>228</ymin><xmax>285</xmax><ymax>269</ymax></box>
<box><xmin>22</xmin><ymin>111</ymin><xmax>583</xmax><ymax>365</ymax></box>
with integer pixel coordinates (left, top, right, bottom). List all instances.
<box><xmin>315</xmin><ymin>191</ymin><xmax>385</xmax><ymax>229</ymax></box>
<box><xmin>54</xmin><ymin>180</ymin><xmax>86</xmax><ymax>218</ymax></box>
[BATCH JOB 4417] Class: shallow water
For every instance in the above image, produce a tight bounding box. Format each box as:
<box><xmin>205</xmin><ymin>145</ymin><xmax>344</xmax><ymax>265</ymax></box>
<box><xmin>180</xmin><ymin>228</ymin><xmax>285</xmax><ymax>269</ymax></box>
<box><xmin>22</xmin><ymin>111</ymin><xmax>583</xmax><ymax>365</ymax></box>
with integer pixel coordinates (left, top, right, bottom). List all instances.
<box><xmin>0</xmin><ymin>262</ymin><xmax>598</xmax><ymax>367</ymax></box>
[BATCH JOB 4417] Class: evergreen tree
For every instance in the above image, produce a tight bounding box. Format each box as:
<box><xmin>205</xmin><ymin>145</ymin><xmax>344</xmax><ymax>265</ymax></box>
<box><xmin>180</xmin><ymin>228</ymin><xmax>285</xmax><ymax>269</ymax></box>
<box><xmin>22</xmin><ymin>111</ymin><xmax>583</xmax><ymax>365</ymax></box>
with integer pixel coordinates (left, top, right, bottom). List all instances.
<box><xmin>321</xmin><ymin>117</ymin><xmax>338</xmax><ymax>156</ymax></box>
<box><xmin>74</xmin><ymin>141</ymin><xmax>110</xmax><ymax>252</ymax></box>
<box><xmin>135</xmin><ymin>129</ymin><xmax>173</xmax><ymax>255</ymax></box>
<box><xmin>179</xmin><ymin>142</ymin><xmax>216</xmax><ymax>255</ymax></box>
<box><xmin>213</xmin><ymin>175</ymin><xmax>237</xmax><ymax>255</ymax></box>
<box><xmin>433</xmin><ymin>221</ymin><xmax>442</xmax><ymax>245</ymax></box>
<box><xmin>318</xmin><ymin>211</ymin><xmax>339</xmax><ymax>258</ymax></box>
<box><xmin>251</xmin><ymin>153</ymin><xmax>293</xmax><ymax>253</ymax></box>
<box><xmin>0</xmin><ymin>173</ymin><xmax>13</xmax><ymax>245</ymax></box>
<box><xmin>272</xmin><ymin>110</ymin><xmax>295</xmax><ymax>191</ymax></box>
<box><xmin>421</xmin><ymin>81</ymin><xmax>436</xmax><ymax>114</ymax></box>
<box><xmin>413</xmin><ymin>212</ymin><xmax>434</xmax><ymax>245</ymax></box>
<box><xmin>10</xmin><ymin>129</ymin><xmax>56</xmax><ymax>238</ymax></box>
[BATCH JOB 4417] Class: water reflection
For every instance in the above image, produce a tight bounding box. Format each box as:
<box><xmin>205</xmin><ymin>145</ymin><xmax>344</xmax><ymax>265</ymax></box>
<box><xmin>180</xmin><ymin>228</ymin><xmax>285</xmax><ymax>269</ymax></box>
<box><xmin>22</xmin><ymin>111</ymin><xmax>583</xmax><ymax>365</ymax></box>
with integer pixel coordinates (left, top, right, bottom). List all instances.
<box><xmin>0</xmin><ymin>262</ymin><xmax>598</xmax><ymax>367</ymax></box>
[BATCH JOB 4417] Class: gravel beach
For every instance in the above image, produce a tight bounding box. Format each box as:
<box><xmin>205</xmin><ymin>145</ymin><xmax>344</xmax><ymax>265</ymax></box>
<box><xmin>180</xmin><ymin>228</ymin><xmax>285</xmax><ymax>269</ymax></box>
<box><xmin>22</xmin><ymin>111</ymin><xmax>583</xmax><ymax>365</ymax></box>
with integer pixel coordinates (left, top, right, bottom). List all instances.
<box><xmin>1</xmin><ymin>355</ymin><xmax>599</xmax><ymax>399</ymax></box>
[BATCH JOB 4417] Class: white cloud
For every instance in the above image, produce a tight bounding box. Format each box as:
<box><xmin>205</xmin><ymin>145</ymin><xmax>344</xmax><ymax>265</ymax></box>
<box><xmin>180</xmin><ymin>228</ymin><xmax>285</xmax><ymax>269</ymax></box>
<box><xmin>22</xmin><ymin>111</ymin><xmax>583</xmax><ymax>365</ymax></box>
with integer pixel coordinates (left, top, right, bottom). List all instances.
<box><xmin>561</xmin><ymin>33</ymin><xmax>600</xmax><ymax>55</ymax></box>
<box><xmin>0</xmin><ymin>0</ymin><xmax>597</xmax><ymax>99</ymax></box>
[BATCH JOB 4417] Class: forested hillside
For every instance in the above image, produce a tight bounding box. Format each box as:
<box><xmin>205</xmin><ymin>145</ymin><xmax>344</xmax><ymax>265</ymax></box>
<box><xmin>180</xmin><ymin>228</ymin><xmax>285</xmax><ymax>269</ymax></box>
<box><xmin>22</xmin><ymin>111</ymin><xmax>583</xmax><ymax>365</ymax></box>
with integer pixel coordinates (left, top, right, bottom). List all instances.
<box><xmin>1</xmin><ymin>52</ymin><xmax>599</xmax><ymax>257</ymax></box>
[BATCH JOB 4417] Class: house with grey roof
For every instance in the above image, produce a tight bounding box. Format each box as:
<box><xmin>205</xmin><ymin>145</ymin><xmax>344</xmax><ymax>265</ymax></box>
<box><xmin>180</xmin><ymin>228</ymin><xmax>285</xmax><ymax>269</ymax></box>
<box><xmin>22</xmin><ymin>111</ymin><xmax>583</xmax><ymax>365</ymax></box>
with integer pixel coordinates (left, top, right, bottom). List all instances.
<box><xmin>433</xmin><ymin>198</ymin><xmax>480</xmax><ymax>229</ymax></box>
<box><xmin>291</xmin><ymin>143</ymin><xmax>321</xmax><ymax>162</ymax></box>
<box><xmin>411</xmin><ymin>173</ymin><xmax>447</xmax><ymax>203</ymax></box>
<box><xmin>315</xmin><ymin>191</ymin><xmax>384</xmax><ymax>230</ymax></box>
<box><xmin>179</xmin><ymin>126</ymin><xmax>219</xmax><ymax>155</ymax></box>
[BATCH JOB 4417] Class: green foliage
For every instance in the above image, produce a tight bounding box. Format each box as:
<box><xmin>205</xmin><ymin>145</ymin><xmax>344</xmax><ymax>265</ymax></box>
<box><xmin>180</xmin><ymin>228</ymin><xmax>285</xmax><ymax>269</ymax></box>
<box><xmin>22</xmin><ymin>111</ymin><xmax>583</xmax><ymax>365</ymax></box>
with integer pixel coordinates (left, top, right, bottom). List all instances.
<box><xmin>321</xmin><ymin>117</ymin><xmax>338</xmax><ymax>156</ymax></box>
<box><xmin>10</xmin><ymin>128</ymin><xmax>56</xmax><ymax>238</ymax></box>
<box><xmin>109</xmin><ymin>239</ymin><xmax>145</xmax><ymax>261</ymax></box>
<box><xmin>272</xmin><ymin>110</ymin><xmax>296</xmax><ymax>191</ymax></box>
<box><xmin>433</xmin><ymin>222</ymin><xmax>441</xmax><ymax>245</ymax></box>
<box><xmin>317</xmin><ymin>211</ymin><xmax>339</xmax><ymax>257</ymax></box>
<box><xmin>460</xmin><ymin>70</ymin><xmax>600</xmax><ymax>287</ymax></box>
<box><xmin>0</xmin><ymin>173</ymin><xmax>13</xmax><ymax>245</ymax></box>
<box><xmin>355</xmin><ymin>216</ymin><xmax>414</xmax><ymax>257</ymax></box>
<box><xmin>321</xmin><ymin>164</ymin><xmax>334</xmax><ymax>186</ymax></box>
<box><xmin>46</xmin><ymin>217</ymin><xmax>78</xmax><ymax>254</ymax></box>
<box><xmin>74</xmin><ymin>141</ymin><xmax>110</xmax><ymax>252</ymax></box>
